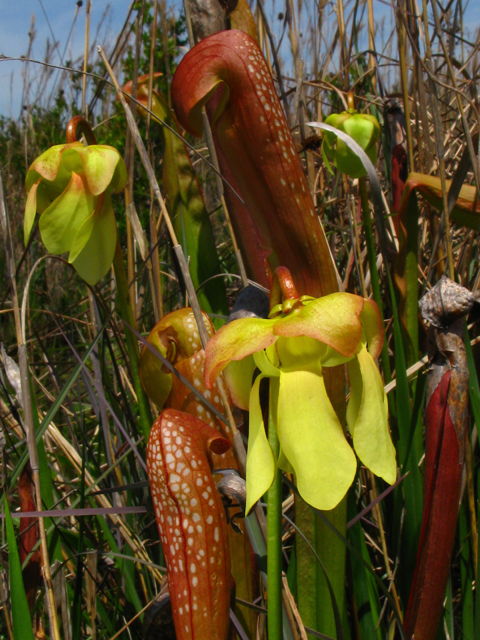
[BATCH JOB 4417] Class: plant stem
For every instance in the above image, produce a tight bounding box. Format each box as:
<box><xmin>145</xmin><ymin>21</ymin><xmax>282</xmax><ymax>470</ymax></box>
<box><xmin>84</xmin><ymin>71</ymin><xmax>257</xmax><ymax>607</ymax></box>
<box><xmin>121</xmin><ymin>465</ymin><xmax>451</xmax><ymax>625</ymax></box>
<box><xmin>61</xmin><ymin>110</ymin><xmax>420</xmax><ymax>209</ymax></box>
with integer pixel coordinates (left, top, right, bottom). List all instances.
<box><xmin>267</xmin><ymin>378</ymin><xmax>283</xmax><ymax>640</ymax></box>
<box><xmin>0</xmin><ymin>175</ymin><xmax>61</xmax><ymax>640</ymax></box>
<box><xmin>112</xmin><ymin>237</ymin><xmax>153</xmax><ymax>441</ymax></box>
<box><xmin>359</xmin><ymin>176</ymin><xmax>392</xmax><ymax>383</ymax></box>
<box><xmin>65</xmin><ymin>115</ymin><xmax>153</xmax><ymax>439</ymax></box>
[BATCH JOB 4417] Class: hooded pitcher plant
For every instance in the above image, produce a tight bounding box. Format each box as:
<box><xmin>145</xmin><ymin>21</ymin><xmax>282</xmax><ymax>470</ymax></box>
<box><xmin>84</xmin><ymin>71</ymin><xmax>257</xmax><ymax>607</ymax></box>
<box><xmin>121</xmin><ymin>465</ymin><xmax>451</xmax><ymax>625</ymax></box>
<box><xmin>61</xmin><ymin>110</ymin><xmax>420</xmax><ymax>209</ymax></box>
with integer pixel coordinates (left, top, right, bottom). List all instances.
<box><xmin>139</xmin><ymin>307</ymin><xmax>256</xmax><ymax>634</ymax></box>
<box><xmin>172</xmin><ymin>29</ymin><xmax>353</xmax><ymax>634</ymax></box>
<box><xmin>24</xmin><ymin>137</ymin><xmax>127</xmax><ymax>285</ymax></box>
<box><xmin>204</xmin><ymin>269</ymin><xmax>397</xmax><ymax>513</ymax></box>
<box><xmin>147</xmin><ymin>409</ymin><xmax>232</xmax><ymax>640</ymax></box>
<box><xmin>404</xmin><ymin>277</ymin><xmax>473</xmax><ymax>640</ymax></box>
<box><xmin>171</xmin><ymin>29</ymin><xmax>338</xmax><ymax>298</ymax></box>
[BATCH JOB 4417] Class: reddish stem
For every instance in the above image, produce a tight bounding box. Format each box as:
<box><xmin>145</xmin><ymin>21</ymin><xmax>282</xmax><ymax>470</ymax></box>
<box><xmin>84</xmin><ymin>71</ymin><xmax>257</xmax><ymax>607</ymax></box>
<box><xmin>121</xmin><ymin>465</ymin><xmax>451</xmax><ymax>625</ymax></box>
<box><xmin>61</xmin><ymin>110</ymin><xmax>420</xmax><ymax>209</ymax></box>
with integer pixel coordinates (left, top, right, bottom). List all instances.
<box><xmin>347</xmin><ymin>90</ymin><xmax>355</xmax><ymax>111</ymax></box>
<box><xmin>270</xmin><ymin>266</ymin><xmax>299</xmax><ymax>309</ymax></box>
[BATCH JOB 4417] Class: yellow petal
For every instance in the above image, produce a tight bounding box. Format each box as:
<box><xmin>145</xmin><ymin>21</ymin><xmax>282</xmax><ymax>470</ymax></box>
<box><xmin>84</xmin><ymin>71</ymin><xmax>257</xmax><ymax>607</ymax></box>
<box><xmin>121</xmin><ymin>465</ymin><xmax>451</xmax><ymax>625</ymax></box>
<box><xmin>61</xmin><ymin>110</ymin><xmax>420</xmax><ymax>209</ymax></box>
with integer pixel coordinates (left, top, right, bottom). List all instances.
<box><xmin>223</xmin><ymin>356</ymin><xmax>256</xmax><ymax>410</ymax></box>
<box><xmin>346</xmin><ymin>345</ymin><xmax>397</xmax><ymax>484</ymax></box>
<box><xmin>253</xmin><ymin>349</ymin><xmax>281</xmax><ymax>377</ymax></box>
<box><xmin>24</xmin><ymin>179</ymin><xmax>41</xmax><ymax>246</ymax></box>
<box><xmin>139</xmin><ymin>344</ymin><xmax>173</xmax><ymax>409</ymax></box>
<box><xmin>277</xmin><ymin>369</ymin><xmax>357</xmax><ymax>510</ymax></box>
<box><xmin>275</xmin><ymin>336</ymin><xmax>326</xmax><ymax>371</ymax></box>
<box><xmin>246</xmin><ymin>374</ymin><xmax>276</xmax><ymax>514</ymax></box>
<box><xmin>69</xmin><ymin>191</ymin><xmax>117</xmax><ymax>285</ymax></box>
<box><xmin>277</xmin><ymin>447</ymin><xmax>294</xmax><ymax>474</ymax></box>
<box><xmin>320</xmin><ymin>345</ymin><xmax>353</xmax><ymax>367</ymax></box>
<box><xmin>360</xmin><ymin>298</ymin><xmax>384</xmax><ymax>360</ymax></box>
<box><xmin>39</xmin><ymin>172</ymin><xmax>93</xmax><ymax>255</ymax></box>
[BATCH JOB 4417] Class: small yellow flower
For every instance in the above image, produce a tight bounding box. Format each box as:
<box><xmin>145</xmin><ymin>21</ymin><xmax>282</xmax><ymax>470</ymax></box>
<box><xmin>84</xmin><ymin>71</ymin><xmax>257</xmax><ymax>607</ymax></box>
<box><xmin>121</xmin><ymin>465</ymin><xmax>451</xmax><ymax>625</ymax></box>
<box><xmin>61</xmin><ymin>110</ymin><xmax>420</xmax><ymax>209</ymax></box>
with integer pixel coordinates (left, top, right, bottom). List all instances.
<box><xmin>24</xmin><ymin>142</ymin><xmax>126</xmax><ymax>285</ymax></box>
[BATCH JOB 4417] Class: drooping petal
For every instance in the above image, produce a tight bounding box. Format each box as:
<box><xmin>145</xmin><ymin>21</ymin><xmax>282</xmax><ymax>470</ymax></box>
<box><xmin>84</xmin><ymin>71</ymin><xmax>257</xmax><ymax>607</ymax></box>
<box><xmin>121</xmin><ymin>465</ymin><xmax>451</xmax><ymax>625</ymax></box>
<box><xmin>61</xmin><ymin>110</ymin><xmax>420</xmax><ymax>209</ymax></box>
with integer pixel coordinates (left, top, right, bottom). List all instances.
<box><xmin>245</xmin><ymin>374</ymin><xmax>276</xmax><ymax>514</ymax></box>
<box><xmin>333</xmin><ymin>139</ymin><xmax>366</xmax><ymax>178</ymax></box>
<box><xmin>269</xmin><ymin>376</ymin><xmax>294</xmax><ymax>474</ymax></box>
<box><xmin>253</xmin><ymin>349</ymin><xmax>281</xmax><ymax>377</ymax></box>
<box><xmin>110</xmin><ymin>153</ymin><xmax>128</xmax><ymax>193</ymax></box>
<box><xmin>322</xmin><ymin>112</ymin><xmax>351</xmax><ymax>166</ymax></box>
<box><xmin>276</xmin><ymin>447</ymin><xmax>295</xmax><ymax>474</ymax></box>
<box><xmin>35</xmin><ymin>179</ymin><xmax>61</xmax><ymax>215</ymax></box>
<box><xmin>346</xmin><ymin>345</ymin><xmax>396</xmax><ymax>484</ymax></box>
<box><xmin>24</xmin><ymin>179</ymin><xmax>41</xmax><ymax>245</ymax></box>
<box><xmin>274</xmin><ymin>292</ymin><xmax>364</xmax><ymax>357</ymax></box>
<box><xmin>204</xmin><ymin>318</ymin><xmax>277</xmax><ymax>386</ymax></box>
<box><xmin>139</xmin><ymin>341</ymin><xmax>174</xmax><ymax>409</ymax></box>
<box><xmin>360</xmin><ymin>298</ymin><xmax>384</xmax><ymax>360</ymax></box>
<box><xmin>223</xmin><ymin>357</ymin><xmax>256</xmax><ymax>410</ymax></box>
<box><xmin>323</xmin><ymin>112</ymin><xmax>380</xmax><ymax>178</ymax></box>
<box><xmin>25</xmin><ymin>169</ymin><xmax>42</xmax><ymax>194</ymax></box>
<box><xmin>69</xmin><ymin>191</ymin><xmax>117</xmax><ymax>285</ymax></box>
<box><xmin>38</xmin><ymin>172</ymin><xmax>94</xmax><ymax>255</ymax></box>
<box><xmin>140</xmin><ymin>308</ymin><xmax>215</xmax><ymax>408</ymax></box>
<box><xmin>277</xmin><ymin>368</ymin><xmax>357</xmax><ymax>510</ymax></box>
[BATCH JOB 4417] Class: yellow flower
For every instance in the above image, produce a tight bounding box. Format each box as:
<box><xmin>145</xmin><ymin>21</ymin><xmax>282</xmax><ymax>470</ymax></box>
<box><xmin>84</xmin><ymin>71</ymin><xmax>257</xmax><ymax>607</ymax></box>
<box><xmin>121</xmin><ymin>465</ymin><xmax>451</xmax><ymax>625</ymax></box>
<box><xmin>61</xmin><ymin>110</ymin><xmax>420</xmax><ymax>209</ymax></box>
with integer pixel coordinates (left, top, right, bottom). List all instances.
<box><xmin>24</xmin><ymin>142</ymin><xmax>126</xmax><ymax>285</ymax></box>
<box><xmin>204</xmin><ymin>292</ymin><xmax>396</xmax><ymax>513</ymax></box>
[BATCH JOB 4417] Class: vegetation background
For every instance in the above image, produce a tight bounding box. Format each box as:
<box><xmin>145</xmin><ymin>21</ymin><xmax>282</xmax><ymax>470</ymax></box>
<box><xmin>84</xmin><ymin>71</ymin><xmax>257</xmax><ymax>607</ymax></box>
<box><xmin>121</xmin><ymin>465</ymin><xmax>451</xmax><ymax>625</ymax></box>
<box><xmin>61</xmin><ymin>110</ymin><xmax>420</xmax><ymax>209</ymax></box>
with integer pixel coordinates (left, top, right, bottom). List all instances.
<box><xmin>1</xmin><ymin>0</ymin><xmax>480</xmax><ymax>638</ymax></box>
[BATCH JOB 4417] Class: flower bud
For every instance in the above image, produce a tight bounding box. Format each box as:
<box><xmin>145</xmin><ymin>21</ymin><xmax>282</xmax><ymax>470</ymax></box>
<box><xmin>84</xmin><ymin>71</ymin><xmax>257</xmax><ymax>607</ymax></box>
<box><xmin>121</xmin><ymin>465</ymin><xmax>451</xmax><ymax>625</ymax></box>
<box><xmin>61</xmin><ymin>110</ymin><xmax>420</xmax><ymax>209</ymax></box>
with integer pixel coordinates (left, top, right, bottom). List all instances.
<box><xmin>322</xmin><ymin>95</ymin><xmax>380</xmax><ymax>179</ymax></box>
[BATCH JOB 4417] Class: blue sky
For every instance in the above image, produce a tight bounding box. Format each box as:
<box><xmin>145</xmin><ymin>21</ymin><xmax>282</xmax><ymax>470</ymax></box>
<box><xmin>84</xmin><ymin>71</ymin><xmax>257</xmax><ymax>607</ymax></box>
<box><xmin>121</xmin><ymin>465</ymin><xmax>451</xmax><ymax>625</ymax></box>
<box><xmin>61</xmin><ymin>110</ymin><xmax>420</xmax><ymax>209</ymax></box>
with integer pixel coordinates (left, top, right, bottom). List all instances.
<box><xmin>0</xmin><ymin>0</ymin><xmax>133</xmax><ymax>117</ymax></box>
<box><xmin>1</xmin><ymin>0</ymin><xmax>479</xmax><ymax>119</ymax></box>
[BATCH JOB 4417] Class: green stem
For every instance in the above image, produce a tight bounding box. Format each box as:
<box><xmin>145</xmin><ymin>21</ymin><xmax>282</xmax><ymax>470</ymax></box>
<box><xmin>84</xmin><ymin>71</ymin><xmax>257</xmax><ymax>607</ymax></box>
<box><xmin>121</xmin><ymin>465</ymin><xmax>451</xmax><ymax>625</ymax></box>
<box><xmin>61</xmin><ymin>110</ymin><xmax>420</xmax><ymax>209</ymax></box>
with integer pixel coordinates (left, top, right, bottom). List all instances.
<box><xmin>112</xmin><ymin>236</ymin><xmax>153</xmax><ymax>441</ymax></box>
<box><xmin>267</xmin><ymin>378</ymin><xmax>283</xmax><ymax>640</ymax></box>
<box><xmin>315</xmin><ymin>498</ymin><xmax>348</xmax><ymax>637</ymax></box>
<box><xmin>296</xmin><ymin>498</ymin><xmax>317</xmax><ymax>636</ymax></box>
<box><xmin>359</xmin><ymin>177</ymin><xmax>392</xmax><ymax>384</ymax></box>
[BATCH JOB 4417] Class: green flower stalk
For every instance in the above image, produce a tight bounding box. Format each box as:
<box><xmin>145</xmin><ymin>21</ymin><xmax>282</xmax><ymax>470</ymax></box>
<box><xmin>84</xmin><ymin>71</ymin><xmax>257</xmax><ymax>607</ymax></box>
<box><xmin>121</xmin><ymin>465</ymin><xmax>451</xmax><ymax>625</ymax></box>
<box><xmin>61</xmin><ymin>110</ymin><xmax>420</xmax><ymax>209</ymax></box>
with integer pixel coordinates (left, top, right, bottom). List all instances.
<box><xmin>321</xmin><ymin>92</ymin><xmax>393</xmax><ymax>386</ymax></box>
<box><xmin>204</xmin><ymin>269</ymin><xmax>397</xmax><ymax>514</ymax></box>
<box><xmin>322</xmin><ymin>92</ymin><xmax>380</xmax><ymax>179</ymax></box>
<box><xmin>23</xmin><ymin>116</ymin><xmax>153</xmax><ymax>440</ymax></box>
<box><xmin>24</xmin><ymin>140</ymin><xmax>127</xmax><ymax>285</ymax></box>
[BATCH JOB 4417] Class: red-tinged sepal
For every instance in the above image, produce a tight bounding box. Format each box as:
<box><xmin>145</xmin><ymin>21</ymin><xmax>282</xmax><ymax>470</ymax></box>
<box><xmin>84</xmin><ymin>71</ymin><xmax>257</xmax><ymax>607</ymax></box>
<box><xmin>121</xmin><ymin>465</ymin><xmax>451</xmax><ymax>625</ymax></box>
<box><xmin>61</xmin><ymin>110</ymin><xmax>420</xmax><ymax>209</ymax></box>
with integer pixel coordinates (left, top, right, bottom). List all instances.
<box><xmin>147</xmin><ymin>409</ymin><xmax>232</xmax><ymax>640</ymax></box>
